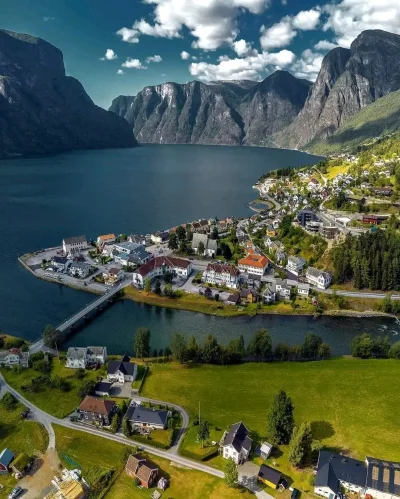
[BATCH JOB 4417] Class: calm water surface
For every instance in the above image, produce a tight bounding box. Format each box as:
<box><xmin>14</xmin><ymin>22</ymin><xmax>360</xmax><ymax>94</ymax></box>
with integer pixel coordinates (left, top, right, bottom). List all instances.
<box><xmin>0</xmin><ymin>144</ymin><xmax>398</xmax><ymax>353</ymax></box>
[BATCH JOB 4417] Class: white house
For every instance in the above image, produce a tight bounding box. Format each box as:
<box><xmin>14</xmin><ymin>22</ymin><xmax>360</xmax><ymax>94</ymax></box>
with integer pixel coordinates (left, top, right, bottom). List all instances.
<box><xmin>107</xmin><ymin>355</ymin><xmax>137</xmax><ymax>383</ymax></box>
<box><xmin>69</xmin><ymin>262</ymin><xmax>91</xmax><ymax>278</ymax></box>
<box><xmin>150</xmin><ymin>231</ymin><xmax>169</xmax><ymax>244</ymax></box>
<box><xmin>132</xmin><ymin>256</ymin><xmax>192</xmax><ymax>288</ymax></box>
<box><xmin>220</xmin><ymin>422</ymin><xmax>252</xmax><ymax>465</ymax></box>
<box><xmin>306</xmin><ymin>267</ymin><xmax>332</xmax><ymax>289</ymax></box>
<box><xmin>286</xmin><ymin>256</ymin><xmax>306</xmax><ymax>275</ymax></box>
<box><xmin>297</xmin><ymin>283</ymin><xmax>310</xmax><ymax>296</ymax></box>
<box><xmin>192</xmin><ymin>233</ymin><xmax>218</xmax><ymax>257</ymax></box>
<box><xmin>103</xmin><ymin>267</ymin><xmax>124</xmax><ymax>286</ymax></box>
<box><xmin>62</xmin><ymin>235</ymin><xmax>87</xmax><ymax>255</ymax></box>
<box><xmin>202</xmin><ymin>264</ymin><xmax>240</xmax><ymax>289</ymax></box>
<box><xmin>0</xmin><ymin>349</ymin><xmax>29</xmax><ymax>367</ymax></box>
<box><xmin>66</xmin><ymin>346</ymin><xmax>107</xmax><ymax>369</ymax></box>
<box><xmin>97</xmin><ymin>234</ymin><xmax>116</xmax><ymax>246</ymax></box>
<box><xmin>51</xmin><ymin>256</ymin><xmax>72</xmax><ymax>272</ymax></box>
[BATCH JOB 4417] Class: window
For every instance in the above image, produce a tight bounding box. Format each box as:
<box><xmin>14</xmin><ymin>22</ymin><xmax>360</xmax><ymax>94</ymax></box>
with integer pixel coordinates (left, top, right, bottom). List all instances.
<box><xmin>371</xmin><ymin>467</ymin><xmax>379</xmax><ymax>481</ymax></box>
<box><xmin>383</xmin><ymin>468</ymin><xmax>390</xmax><ymax>483</ymax></box>
<box><xmin>394</xmin><ymin>470</ymin><xmax>400</xmax><ymax>486</ymax></box>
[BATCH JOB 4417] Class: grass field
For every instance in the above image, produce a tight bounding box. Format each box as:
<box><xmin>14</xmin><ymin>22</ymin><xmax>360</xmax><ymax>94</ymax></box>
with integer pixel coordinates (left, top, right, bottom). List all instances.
<box><xmin>325</xmin><ymin>163</ymin><xmax>350</xmax><ymax>180</ymax></box>
<box><xmin>1</xmin><ymin>362</ymin><xmax>104</xmax><ymax>418</ymax></box>
<box><xmin>141</xmin><ymin>359</ymin><xmax>400</xmax><ymax>462</ymax></box>
<box><xmin>0</xmin><ymin>402</ymin><xmax>48</xmax><ymax>496</ymax></box>
<box><xmin>53</xmin><ymin>425</ymin><xmax>253</xmax><ymax>499</ymax></box>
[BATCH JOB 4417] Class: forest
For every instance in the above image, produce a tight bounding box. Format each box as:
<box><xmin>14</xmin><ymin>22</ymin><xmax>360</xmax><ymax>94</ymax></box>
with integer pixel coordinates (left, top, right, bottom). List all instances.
<box><xmin>332</xmin><ymin>230</ymin><xmax>400</xmax><ymax>290</ymax></box>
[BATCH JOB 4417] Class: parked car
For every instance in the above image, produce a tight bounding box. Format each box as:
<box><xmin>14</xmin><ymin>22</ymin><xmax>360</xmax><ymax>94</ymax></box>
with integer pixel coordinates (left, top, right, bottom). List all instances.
<box><xmin>8</xmin><ymin>486</ymin><xmax>23</xmax><ymax>499</ymax></box>
<box><xmin>291</xmin><ymin>488</ymin><xmax>300</xmax><ymax>499</ymax></box>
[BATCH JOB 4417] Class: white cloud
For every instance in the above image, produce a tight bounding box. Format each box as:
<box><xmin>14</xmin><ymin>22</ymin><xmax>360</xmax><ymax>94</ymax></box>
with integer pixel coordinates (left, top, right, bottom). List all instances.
<box><xmin>100</xmin><ymin>49</ymin><xmax>118</xmax><ymax>61</ymax></box>
<box><xmin>232</xmin><ymin>39</ymin><xmax>254</xmax><ymax>57</ymax></box>
<box><xmin>122</xmin><ymin>58</ymin><xmax>147</xmax><ymax>69</ymax></box>
<box><xmin>117</xmin><ymin>0</ymin><xmax>270</xmax><ymax>51</ymax></box>
<box><xmin>189</xmin><ymin>49</ymin><xmax>295</xmax><ymax>82</ymax></box>
<box><xmin>314</xmin><ymin>39</ymin><xmax>338</xmax><ymax>51</ymax></box>
<box><xmin>324</xmin><ymin>0</ymin><xmax>400</xmax><ymax>47</ymax></box>
<box><xmin>43</xmin><ymin>16</ymin><xmax>55</xmax><ymax>22</ymax></box>
<box><xmin>290</xmin><ymin>48</ymin><xmax>324</xmax><ymax>81</ymax></box>
<box><xmin>292</xmin><ymin>9</ymin><xmax>320</xmax><ymax>30</ymax></box>
<box><xmin>116</xmin><ymin>69</ymin><xmax>124</xmax><ymax>75</ymax></box>
<box><xmin>146</xmin><ymin>55</ymin><xmax>163</xmax><ymax>63</ymax></box>
<box><xmin>260</xmin><ymin>18</ymin><xmax>296</xmax><ymax>50</ymax></box>
<box><xmin>180</xmin><ymin>51</ymin><xmax>190</xmax><ymax>60</ymax></box>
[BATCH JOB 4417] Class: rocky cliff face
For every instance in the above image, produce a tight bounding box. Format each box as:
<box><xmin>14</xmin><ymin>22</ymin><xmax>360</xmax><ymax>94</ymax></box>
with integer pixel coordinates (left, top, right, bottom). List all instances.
<box><xmin>0</xmin><ymin>30</ymin><xmax>136</xmax><ymax>158</ymax></box>
<box><xmin>276</xmin><ymin>30</ymin><xmax>400</xmax><ymax>149</ymax></box>
<box><xmin>109</xmin><ymin>71</ymin><xmax>311</xmax><ymax>146</ymax></box>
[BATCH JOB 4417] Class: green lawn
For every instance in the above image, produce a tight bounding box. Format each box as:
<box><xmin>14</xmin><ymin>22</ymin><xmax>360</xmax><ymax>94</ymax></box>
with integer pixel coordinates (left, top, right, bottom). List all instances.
<box><xmin>179</xmin><ymin>424</ymin><xmax>221</xmax><ymax>462</ymax></box>
<box><xmin>141</xmin><ymin>359</ymin><xmax>400</xmax><ymax>462</ymax></box>
<box><xmin>0</xmin><ymin>402</ymin><xmax>48</xmax><ymax>496</ymax></box>
<box><xmin>54</xmin><ymin>425</ymin><xmax>252</xmax><ymax>499</ymax></box>
<box><xmin>1</xmin><ymin>362</ymin><xmax>105</xmax><ymax>418</ymax></box>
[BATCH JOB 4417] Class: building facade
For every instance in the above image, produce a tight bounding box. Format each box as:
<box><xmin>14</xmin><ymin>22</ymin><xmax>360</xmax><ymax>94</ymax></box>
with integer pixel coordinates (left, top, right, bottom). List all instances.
<box><xmin>306</xmin><ymin>267</ymin><xmax>332</xmax><ymax>289</ymax></box>
<box><xmin>202</xmin><ymin>264</ymin><xmax>240</xmax><ymax>289</ymax></box>
<box><xmin>62</xmin><ymin>236</ymin><xmax>87</xmax><ymax>254</ymax></box>
<box><xmin>238</xmin><ymin>254</ymin><xmax>269</xmax><ymax>276</ymax></box>
<box><xmin>132</xmin><ymin>256</ymin><xmax>192</xmax><ymax>287</ymax></box>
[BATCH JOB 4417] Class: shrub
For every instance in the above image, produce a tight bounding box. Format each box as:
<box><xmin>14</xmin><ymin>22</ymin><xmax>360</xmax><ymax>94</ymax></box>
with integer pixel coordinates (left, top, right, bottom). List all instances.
<box><xmin>1</xmin><ymin>392</ymin><xmax>17</xmax><ymax>411</ymax></box>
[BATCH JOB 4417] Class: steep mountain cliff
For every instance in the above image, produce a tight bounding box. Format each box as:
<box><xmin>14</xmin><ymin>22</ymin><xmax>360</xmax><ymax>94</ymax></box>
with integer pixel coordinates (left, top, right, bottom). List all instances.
<box><xmin>0</xmin><ymin>30</ymin><xmax>136</xmax><ymax>158</ymax></box>
<box><xmin>276</xmin><ymin>30</ymin><xmax>400</xmax><ymax>149</ymax></box>
<box><xmin>109</xmin><ymin>71</ymin><xmax>311</xmax><ymax>146</ymax></box>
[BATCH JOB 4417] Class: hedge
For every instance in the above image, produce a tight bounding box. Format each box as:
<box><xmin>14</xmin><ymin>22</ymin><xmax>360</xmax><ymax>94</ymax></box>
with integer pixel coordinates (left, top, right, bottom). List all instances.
<box><xmin>179</xmin><ymin>446</ymin><xmax>219</xmax><ymax>461</ymax></box>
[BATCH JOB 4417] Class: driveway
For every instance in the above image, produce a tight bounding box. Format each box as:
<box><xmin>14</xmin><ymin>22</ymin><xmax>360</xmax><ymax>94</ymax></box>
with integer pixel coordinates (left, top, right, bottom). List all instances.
<box><xmin>18</xmin><ymin>449</ymin><xmax>61</xmax><ymax>499</ymax></box>
<box><xmin>238</xmin><ymin>462</ymin><xmax>275</xmax><ymax>499</ymax></box>
<box><xmin>109</xmin><ymin>381</ymin><xmax>132</xmax><ymax>398</ymax></box>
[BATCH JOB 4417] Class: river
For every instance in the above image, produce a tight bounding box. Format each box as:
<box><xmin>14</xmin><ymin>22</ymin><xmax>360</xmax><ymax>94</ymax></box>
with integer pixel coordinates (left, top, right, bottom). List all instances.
<box><xmin>1</xmin><ymin>144</ymin><xmax>398</xmax><ymax>354</ymax></box>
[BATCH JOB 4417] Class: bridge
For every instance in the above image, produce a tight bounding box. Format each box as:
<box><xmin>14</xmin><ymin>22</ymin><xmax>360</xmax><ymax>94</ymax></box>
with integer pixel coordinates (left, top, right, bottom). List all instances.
<box><xmin>30</xmin><ymin>279</ymin><xmax>130</xmax><ymax>353</ymax></box>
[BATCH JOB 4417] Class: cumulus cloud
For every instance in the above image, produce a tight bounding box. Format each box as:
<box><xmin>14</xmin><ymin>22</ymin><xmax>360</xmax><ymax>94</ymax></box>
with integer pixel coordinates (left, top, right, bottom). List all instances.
<box><xmin>189</xmin><ymin>49</ymin><xmax>295</xmax><ymax>82</ymax></box>
<box><xmin>146</xmin><ymin>55</ymin><xmax>163</xmax><ymax>63</ymax></box>
<box><xmin>43</xmin><ymin>16</ymin><xmax>55</xmax><ymax>22</ymax></box>
<box><xmin>232</xmin><ymin>39</ymin><xmax>254</xmax><ymax>57</ymax></box>
<box><xmin>117</xmin><ymin>0</ymin><xmax>270</xmax><ymax>51</ymax></box>
<box><xmin>323</xmin><ymin>0</ymin><xmax>400</xmax><ymax>47</ymax></box>
<box><xmin>292</xmin><ymin>9</ymin><xmax>320</xmax><ymax>30</ymax></box>
<box><xmin>314</xmin><ymin>39</ymin><xmax>338</xmax><ymax>51</ymax></box>
<box><xmin>100</xmin><ymin>49</ymin><xmax>118</xmax><ymax>61</ymax></box>
<box><xmin>290</xmin><ymin>48</ymin><xmax>324</xmax><ymax>81</ymax></box>
<box><xmin>122</xmin><ymin>58</ymin><xmax>147</xmax><ymax>69</ymax></box>
<box><xmin>180</xmin><ymin>51</ymin><xmax>190</xmax><ymax>60</ymax></box>
<box><xmin>260</xmin><ymin>18</ymin><xmax>296</xmax><ymax>50</ymax></box>
<box><xmin>117</xmin><ymin>69</ymin><xmax>124</xmax><ymax>75</ymax></box>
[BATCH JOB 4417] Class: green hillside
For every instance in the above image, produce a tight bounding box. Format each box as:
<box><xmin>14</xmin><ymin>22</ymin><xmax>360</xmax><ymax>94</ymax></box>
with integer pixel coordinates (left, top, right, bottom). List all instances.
<box><xmin>310</xmin><ymin>90</ymin><xmax>400</xmax><ymax>154</ymax></box>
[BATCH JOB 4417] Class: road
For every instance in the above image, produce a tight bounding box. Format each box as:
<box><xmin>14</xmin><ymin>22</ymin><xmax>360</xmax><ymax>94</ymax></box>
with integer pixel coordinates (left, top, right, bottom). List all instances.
<box><xmin>315</xmin><ymin>287</ymin><xmax>400</xmax><ymax>300</ymax></box>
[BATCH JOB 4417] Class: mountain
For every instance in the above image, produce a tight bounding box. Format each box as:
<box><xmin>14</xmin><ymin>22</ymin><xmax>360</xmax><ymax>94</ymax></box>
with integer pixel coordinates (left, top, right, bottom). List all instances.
<box><xmin>109</xmin><ymin>71</ymin><xmax>311</xmax><ymax>146</ymax></box>
<box><xmin>0</xmin><ymin>30</ymin><xmax>136</xmax><ymax>158</ymax></box>
<box><xmin>276</xmin><ymin>30</ymin><xmax>400</xmax><ymax>150</ymax></box>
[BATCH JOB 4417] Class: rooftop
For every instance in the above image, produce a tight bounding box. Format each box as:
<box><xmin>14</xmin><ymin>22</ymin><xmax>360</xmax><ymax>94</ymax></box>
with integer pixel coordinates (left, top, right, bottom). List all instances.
<box><xmin>135</xmin><ymin>256</ymin><xmax>191</xmax><ymax>277</ymax></box>
<box><xmin>238</xmin><ymin>254</ymin><xmax>269</xmax><ymax>269</ymax></box>
<box><xmin>79</xmin><ymin>395</ymin><xmax>115</xmax><ymax>415</ymax></box>
<box><xmin>125</xmin><ymin>405</ymin><xmax>168</xmax><ymax>427</ymax></box>
<box><xmin>63</xmin><ymin>236</ymin><xmax>87</xmax><ymax>245</ymax></box>
<box><xmin>223</xmin><ymin>421</ymin><xmax>252</xmax><ymax>453</ymax></box>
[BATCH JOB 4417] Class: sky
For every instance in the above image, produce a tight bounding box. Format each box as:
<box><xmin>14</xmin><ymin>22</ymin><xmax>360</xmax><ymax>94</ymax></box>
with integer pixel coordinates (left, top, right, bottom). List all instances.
<box><xmin>1</xmin><ymin>0</ymin><xmax>400</xmax><ymax>109</ymax></box>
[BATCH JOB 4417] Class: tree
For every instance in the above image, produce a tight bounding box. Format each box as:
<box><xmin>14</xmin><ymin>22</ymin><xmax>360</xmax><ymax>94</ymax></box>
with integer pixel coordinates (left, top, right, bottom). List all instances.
<box><xmin>267</xmin><ymin>390</ymin><xmax>295</xmax><ymax>445</ymax></box>
<box><xmin>0</xmin><ymin>392</ymin><xmax>17</xmax><ymax>411</ymax></box>
<box><xmin>197</xmin><ymin>420</ymin><xmax>210</xmax><ymax>447</ymax></box>
<box><xmin>186</xmin><ymin>336</ymin><xmax>199</xmax><ymax>362</ymax></box>
<box><xmin>120</xmin><ymin>399</ymin><xmax>128</xmax><ymax>414</ymax></box>
<box><xmin>201</xmin><ymin>335</ymin><xmax>222</xmax><ymax>364</ymax></box>
<box><xmin>78</xmin><ymin>379</ymin><xmax>96</xmax><ymax>399</ymax></box>
<box><xmin>110</xmin><ymin>413</ymin><xmax>120</xmax><ymax>434</ymax></box>
<box><xmin>144</xmin><ymin>278</ymin><xmax>151</xmax><ymax>293</ymax></box>
<box><xmin>75</xmin><ymin>368</ymin><xmax>85</xmax><ymax>379</ymax></box>
<box><xmin>122</xmin><ymin>417</ymin><xmax>131</xmax><ymax>437</ymax></box>
<box><xmin>0</xmin><ymin>336</ymin><xmax>4</xmax><ymax>349</ymax></box>
<box><xmin>43</xmin><ymin>325</ymin><xmax>64</xmax><ymax>349</ymax></box>
<box><xmin>211</xmin><ymin>226</ymin><xmax>219</xmax><ymax>240</ymax></box>
<box><xmin>170</xmin><ymin>332</ymin><xmax>188</xmax><ymax>363</ymax></box>
<box><xmin>389</xmin><ymin>341</ymin><xmax>400</xmax><ymax>359</ymax></box>
<box><xmin>302</xmin><ymin>333</ymin><xmax>323</xmax><ymax>360</ymax></box>
<box><xmin>176</xmin><ymin>226</ymin><xmax>186</xmax><ymax>241</ymax></box>
<box><xmin>164</xmin><ymin>283</ymin><xmax>174</xmax><ymax>297</ymax></box>
<box><xmin>164</xmin><ymin>271</ymin><xmax>173</xmax><ymax>284</ymax></box>
<box><xmin>33</xmin><ymin>358</ymin><xmax>51</xmax><ymax>374</ymax></box>
<box><xmin>317</xmin><ymin>343</ymin><xmax>331</xmax><ymax>360</ymax></box>
<box><xmin>224</xmin><ymin>458</ymin><xmax>239</xmax><ymax>488</ymax></box>
<box><xmin>288</xmin><ymin>422</ymin><xmax>313</xmax><ymax>467</ymax></box>
<box><xmin>204</xmin><ymin>287</ymin><xmax>213</xmax><ymax>299</ymax></box>
<box><xmin>134</xmin><ymin>328</ymin><xmax>151</xmax><ymax>359</ymax></box>
<box><xmin>154</xmin><ymin>279</ymin><xmax>162</xmax><ymax>295</ymax></box>
<box><xmin>248</xmin><ymin>329</ymin><xmax>272</xmax><ymax>361</ymax></box>
<box><xmin>351</xmin><ymin>334</ymin><xmax>374</xmax><ymax>358</ymax></box>
<box><xmin>168</xmin><ymin>232</ymin><xmax>178</xmax><ymax>250</ymax></box>
<box><xmin>222</xmin><ymin>244</ymin><xmax>232</xmax><ymax>261</ymax></box>
<box><xmin>197</xmin><ymin>241</ymin><xmax>205</xmax><ymax>256</ymax></box>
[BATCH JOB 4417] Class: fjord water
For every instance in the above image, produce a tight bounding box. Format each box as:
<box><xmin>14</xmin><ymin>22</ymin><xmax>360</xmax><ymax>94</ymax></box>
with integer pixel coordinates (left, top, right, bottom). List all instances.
<box><xmin>0</xmin><ymin>144</ymin><xmax>398</xmax><ymax>353</ymax></box>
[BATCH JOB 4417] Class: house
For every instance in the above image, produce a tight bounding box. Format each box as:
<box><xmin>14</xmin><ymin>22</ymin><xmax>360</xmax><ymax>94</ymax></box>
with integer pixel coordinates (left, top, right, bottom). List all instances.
<box><xmin>151</xmin><ymin>231</ymin><xmax>169</xmax><ymax>244</ymax></box>
<box><xmin>62</xmin><ymin>236</ymin><xmax>87</xmax><ymax>255</ymax></box>
<box><xmin>260</xmin><ymin>442</ymin><xmax>273</xmax><ymax>459</ymax></box>
<box><xmin>202</xmin><ymin>264</ymin><xmax>240</xmax><ymax>289</ymax></box>
<box><xmin>114</xmin><ymin>244</ymin><xmax>152</xmax><ymax>266</ymax></box>
<box><xmin>297</xmin><ymin>210</ymin><xmax>317</xmax><ymax>227</ymax></box>
<box><xmin>107</xmin><ymin>355</ymin><xmax>137</xmax><ymax>383</ymax></box>
<box><xmin>258</xmin><ymin>464</ymin><xmax>282</xmax><ymax>489</ymax></box>
<box><xmin>125</xmin><ymin>455</ymin><xmax>159</xmax><ymax>489</ymax></box>
<box><xmin>320</xmin><ymin>225</ymin><xmax>339</xmax><ymax>239</ymax></box>
<box><xmin>277</xmin><ymin>284</ymin><xmax>291</xmax><ymax>300</ymax></box>
<box><xmin>374</xmin><ymin>187</ymin><xmax>393</xmax><ymax>196</ymax></box>
<box><xmin>78</xmin><ymin>396</ymin><xmax>117</xmax><ymax>426</ymax></box>
<box><xmin>0</xmin><ymin>348</ymin><xmax>29</xmax><ymax>367</ymax></box>
<box><xmin>297</xmin><ymin>283</ymin><xmax>310</xmax><ymax>296</ymax></box>
<box><xmin>191</xmin><ymin>233</ymin><xmax>218</xmax><ymax>257</ymax></box>
<box><xmin>51</xmin><ymin>256</ymin><xmax>71</xmax><ymax>272</ymax></box>
<box><xmin>306</xmin><ymin>267</ymin><xmax>332</xmax><ymax>289</ymax></box>
<box><xmin>11</xmin><ymin>453</ymin><xmax>32</xmax><ymax>476</ymax></box>
<box><xmin>69</xmin><ymin>262</ymin><xmax>91</xmax><ymax>278</ymax></box>
<box><xmin>263</xmin><ymin>283</ymin><xmax>276</xmax><ymax>304</ymax></box>
<box><xmin>97</xmin><ymin>234</ymin><xmax>116</xmax><ymax>246</ymax></box>
<box><xmin>125</xmin><ymin>405</ymin><xmax>168</xmax><ymax>430</ymax></box>
<box><xmin>0</xmin><ymin>448</ymin><xmax>14</xmax><ymax>475</ymax></box>
<box><xmin>103</xmin><ymin>267</ymin><xmax>124</xmax><ymax>286</ymax></box>
<box><xmin>275</xmin><ymin>250</ymin><xmax>286</xmax><ymax>263</ymax></box>
<box><xmin>286</xmin><ymin>256</ymin><xmax>306</xmax><ymax>275</ymax></box>
<box><xmin>220</xmin><ymin>422</ymin><xmax>252</xmax><ymax>464</ymax></box>
<box><xmin>362</xmin><ymin>215</ymin><xmax>388</xmax><ymax>225</ymax></box>
<box><xmin>132</xmin><ymin>256</ymin><xmax>192</xmax><ymax>287</ymax></box>
<box><xmin>240</xmin><ymin>288</ymin><xmax>258</xmax><ymax>304</ymax></box>
<box><xmin>94</xmin><ymin>381</ymin><xmax>113</xmax><ymax>397</ymax></box>
<box><xmin>238</xmin><ymin>254</ymin><xmax>269</xmax><ymax>276</ymax></box>
<box><xmin>226</xmin><ymin>293</ymin><xmax>240</xmax><ymax>305</ymax></box>
<box><xmin>66</xmin><ymin>346</ymin><xmax>107</xmax><ymax>369</ymax></box>
<box><xmin>128</xmin><ymin>234</ymin><xmax>146</xmax><ymax>245</ymax></box>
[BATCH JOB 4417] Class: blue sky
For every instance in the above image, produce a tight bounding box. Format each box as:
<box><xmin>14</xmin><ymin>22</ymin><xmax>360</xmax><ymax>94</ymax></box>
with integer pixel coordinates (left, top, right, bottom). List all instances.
<box><xmin>1</xmin><ymin>0</ymin><xmax>399</xmax><ymax>109</ymax></box>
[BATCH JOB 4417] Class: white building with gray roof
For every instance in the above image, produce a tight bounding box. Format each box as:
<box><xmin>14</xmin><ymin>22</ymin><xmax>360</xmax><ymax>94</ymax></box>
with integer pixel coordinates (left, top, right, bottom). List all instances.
<box><xmin>192</xmin><ymin>233</ymin><xmax>218</xmax><ymax>257</ymax></box>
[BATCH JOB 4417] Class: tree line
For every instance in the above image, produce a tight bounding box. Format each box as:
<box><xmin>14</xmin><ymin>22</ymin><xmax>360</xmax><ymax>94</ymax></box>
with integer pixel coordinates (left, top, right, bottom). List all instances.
<box><xmin>352</xmin><ymin>333</ymin><xmax>400</xmax><ymax>359</ymax></box>
<box><xmin>332</xmin><ymin>230</ymin><xmax>400</xmax><ymax>290</ymax></box>
<box><xmin>134</xmin><ymin>328</ymin><xmax>332</xmax><ymax>365</ymax></box>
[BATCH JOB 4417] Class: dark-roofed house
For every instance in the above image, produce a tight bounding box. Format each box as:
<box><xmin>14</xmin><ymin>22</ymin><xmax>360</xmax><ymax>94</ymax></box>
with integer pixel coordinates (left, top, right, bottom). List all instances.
<box><xmin>78</xmin><ymin>396</ymin><xmax>117</xmax><ymax>426</ymax></box>
<box><xmin>365</xmin><ymin>456</ymin><xmax>400</xmax><ymax>499</ymax></box>
<box><xmin>125</xmin><ymin>454</ymin><xmax>159</xmax><ymax>489</ymax></box>
<box><xmin>62</xmin><ymin>235</ymin><xmax>87</xmax><ymax>254</ymax></box>
<box><xmin>94</xmin><ymin>381</ymin><xmax>113</xmax><ymax>397</ymax></box>
<box><xmin>226</xmin><ymin>293</ymin><xmax>240</xmax><ymax>306</ymax></box>
<box><xmin>0</xmin><ymin>448</ymin><xmax>14</xmax><ymax>475</ymax></box>
<box><xmin>306</xmin><ymin>267</ymin><xmax>332</xmax><ymax>289</ymax></box>
<box><xmin>258</xmin><ymin>464</ymin><xmax>282</xmax><ymax>489</ymax></box>
<box><xmin>125</xmin><ymin>405</ymin><xmax>168</xmax><ymax>430</ymax></box>
<box><xmin>107</xmin><ymin>355</ymin><xmax>137</xmax><ymax>383</ymax></box>
<box><xmin>220</xmin><ymin>422</ymin><xmax>252</xmax><ymax>464</ymax></box>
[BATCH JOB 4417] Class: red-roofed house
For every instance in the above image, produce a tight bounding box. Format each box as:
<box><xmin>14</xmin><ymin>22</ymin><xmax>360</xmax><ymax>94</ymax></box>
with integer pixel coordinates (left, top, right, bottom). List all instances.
<box><xmin>238</xmin><ymin>254</ymin><xmax>269</xmax><ymax>276</ymax></box>
<box><xmin>132</xmin><ymin>256</ymin><xmax>192</xmax><ymax>287</ymax></box>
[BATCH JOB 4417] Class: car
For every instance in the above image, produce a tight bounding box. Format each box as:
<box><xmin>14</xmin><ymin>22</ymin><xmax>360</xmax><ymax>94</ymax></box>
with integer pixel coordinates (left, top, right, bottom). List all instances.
<box><xmin>291</xmin><ymin>488</ymin><xmax>300</xmax><ymax>499</ymax></box>
<box><xmin>8</xmin><ymin>486</ymin><xmax>22</xmax><ymax>499</ymax></box>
